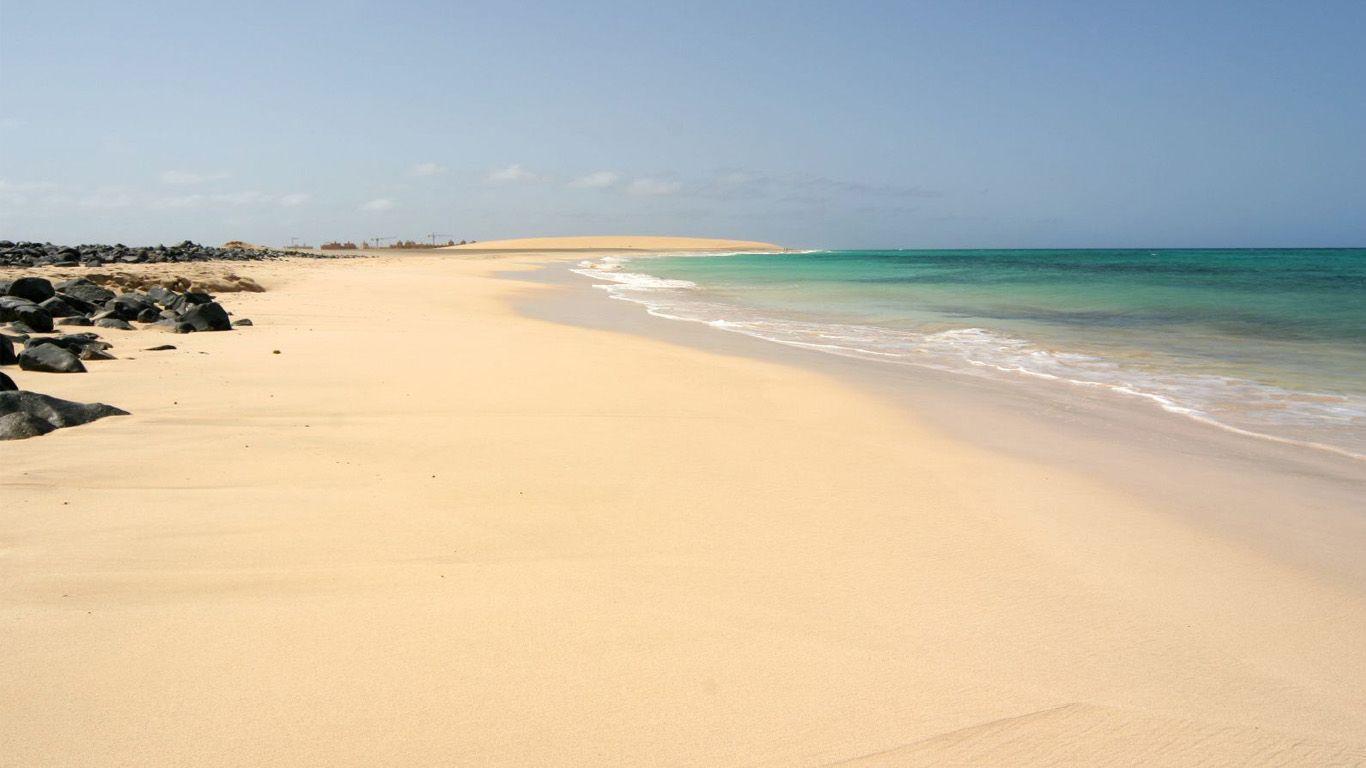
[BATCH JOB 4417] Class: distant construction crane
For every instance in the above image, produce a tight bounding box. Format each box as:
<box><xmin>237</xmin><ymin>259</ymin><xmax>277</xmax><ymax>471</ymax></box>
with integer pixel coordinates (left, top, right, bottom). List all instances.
<box><xmin>426</xmin><ymin>233</ymin><xmax>455</xmax><ymax>245</ymax></box>
<box><xmin>370</xmin><ymin>236</ymin><xmax>396</xmax><ymax>248</ymax></box>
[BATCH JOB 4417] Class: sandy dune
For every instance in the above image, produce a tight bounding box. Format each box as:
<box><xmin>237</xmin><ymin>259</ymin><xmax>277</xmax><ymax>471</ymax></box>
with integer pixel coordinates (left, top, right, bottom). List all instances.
<box><xmin>442</xmin><ymin>235</ymin><xmax>784</xmax><ymax>252</ymax></box>
<box><xmin>2</xmin><ymin>253</ymin><xmax>1363</xmax><ymax>766</ymax></box>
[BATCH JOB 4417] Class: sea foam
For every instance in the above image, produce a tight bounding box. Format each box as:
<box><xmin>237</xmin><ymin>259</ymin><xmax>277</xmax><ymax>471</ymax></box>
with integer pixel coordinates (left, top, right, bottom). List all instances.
<box><xmin>571</xmin><ymin>253</ymin><xmax>1366</xmax><ymax>460</ymax></box>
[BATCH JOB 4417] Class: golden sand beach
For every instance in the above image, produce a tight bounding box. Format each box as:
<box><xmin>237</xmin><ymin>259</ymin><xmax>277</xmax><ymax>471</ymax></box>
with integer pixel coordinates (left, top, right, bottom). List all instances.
<box><xmin>3</xmin><ymin>248</ymin><xmax>1364</xmax><ymax>766</ymax></box>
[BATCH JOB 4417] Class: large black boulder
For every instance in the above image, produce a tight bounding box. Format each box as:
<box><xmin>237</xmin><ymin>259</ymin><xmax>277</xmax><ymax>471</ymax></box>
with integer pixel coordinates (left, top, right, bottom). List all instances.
<box><xmin>26</xmin><ymin>333</ymin><xmax>109</xmax><ymax>357</ymax></box>
<box><xmin>54</xmin><ymin>292</ymin><xmax>97</xmax><ymax>315</ymax></box>
<box><xmin>106</xmin><ymin>293</ymin><xmax>155</xmax><ymax>321</ymax></box>
<box><xmin>0</xmin><ymin>295</ymin><xmax>33</xmax><ymax>318</ymax></box>
<box><xmin>18</xmin><ymin>343</ymin><xmax>86</xmax><ymax>373</ymax></box>
<box><xmin>0</xmin><ymin>391</ymin><xmax>128</xmax><ymax>440</ymax></box>
<box><xmin>0</xmin><ymin>371</ymin><xmax>14</xmax><ymax>391</ymax></box>
<box><xmin>6</xmin><ymin>276</ymin><xmax>56</xmax><ymax>303</ymax></box>
<box><xmin>0</xmin><ymin>334</ymin><xmax>14</xmax><ymax>365</ymax></box>
<box><xmin>165</xmin><ymin>291</ymin><xmax>215</xmax><ymax>311</ymax></box>
<box><xmin>20</xmin><ymin>305</ymin><xmax>54</xmax><ymax>333</ymax></box>
<box><xmin>39</xmin><ymin>296</ymin><xmax>81</xmax><ymax>318</ymax></box>
<box><xmin>0</xmin><ymin>297</ymin><xmax>54</xmax><ymax>333</ymax></box>
<box><xmin>146</xmin><ymin>285</ymin><xmax>175</xmax><ymax>305</ymax></box>
<box><xmin>56</xmin><ymin>279</ymin><xmax>115</xmax><ymax>305</ymax></box>
<box><xmin>180</xmin><ymin>301</ymin><xmax>233</xmax><ymax>331</ymax></box>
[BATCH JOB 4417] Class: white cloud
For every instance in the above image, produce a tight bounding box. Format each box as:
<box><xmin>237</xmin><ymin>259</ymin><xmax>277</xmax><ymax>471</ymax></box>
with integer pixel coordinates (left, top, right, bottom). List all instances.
<box><xmin>486</xmin><ymin>164</ymin><xmax>537</xmax><ymax>183</ymax></box>
<box><xmin>627</xmin><ymin>178</ymin><xmax>681</xmax><ymax>196</ymax></box>
<box><xmin>568</xmin><ymin>170</ymin><xmax>620</xmax><ymax>189</ymax></box>
<box><xmin>79</xmin><ymin>187</ymin><xmax>136</xmax><ymax>209</ymax></box>
<box><xmin>360</xmin><ymin>198</ymin><xmax>396</xmax><ymax>211</ymax></box>
<box><xmin>3</xmin><ymin>181</ymin><xmax>313</xmax><ymax>213</ymax></box>
<box><xmin>149</xmin><ymin>194</ymin><xmax>206</xmax><ymax>209</ymax></box>
<box><xmin>149</xmin><ymin>190</ymin><xmax>288</xmax><ymax>209</ymax></box>
<box><xmin>101</xmin><ymin>136</ymin><xmax>135</xmax><ymax>155</ymax></box>
<box><xmin>408</xmin><ymin>162</ymin><xmax>447</xmax><ymax>177</ymax></box>
<box><xmin>0</xmin><ymin>179</ymin><xmax>59</xmax><ymax>206</ymax></box>
<box><xmin>0</xmin><ymin>179</ymin><xmax>58</xmax><ymax>191</ymax></box>
<box><xmin>212</xmin><ymin>190</ymin><xmax>268</xmax><ymax>205</ymax></box>
<box><xmin>161</xmin><ymin>169</ymin><xmax>231</xmax><ymax>185</ymax></box>
<box><xmin>692</xmin><ymin>169</ymin><xmax>941</xmax><ymax>201</ymax></box>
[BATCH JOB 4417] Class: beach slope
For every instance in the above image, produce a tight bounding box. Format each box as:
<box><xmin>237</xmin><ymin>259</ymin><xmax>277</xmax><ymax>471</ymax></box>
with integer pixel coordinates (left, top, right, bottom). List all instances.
<box><xmin>2</xmin><ymin>252</ymin><xmax>1362</xmax><ymax>767</ymax></box>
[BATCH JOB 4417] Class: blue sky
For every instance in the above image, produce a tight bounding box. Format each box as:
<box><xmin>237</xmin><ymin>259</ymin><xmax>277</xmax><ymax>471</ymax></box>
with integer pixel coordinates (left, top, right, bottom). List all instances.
<box><xmin>1</xmin><ymin>0</ymin><xmax>1363</xmax><ymax>248</ymax></box>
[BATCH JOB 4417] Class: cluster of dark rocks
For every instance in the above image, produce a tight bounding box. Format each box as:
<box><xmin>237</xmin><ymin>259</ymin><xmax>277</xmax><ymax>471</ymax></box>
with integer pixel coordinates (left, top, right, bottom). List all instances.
<box><xmin>1</xmin><ymin>275</ymin><xmax>247</xmax><ymax>338</ymax></box>
<box><xmin>1</xmin><ymin>274</ymin><xmax>250</xmax><ymax>439</ymax></box>
<box><xmin>0</xmin><ymin>239</ymin><xmax>300</xmax><ymax>268</ymax></box>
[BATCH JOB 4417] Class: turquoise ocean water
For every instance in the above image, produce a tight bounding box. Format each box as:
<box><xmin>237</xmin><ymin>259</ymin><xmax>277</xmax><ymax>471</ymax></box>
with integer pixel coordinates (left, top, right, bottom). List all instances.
<box><xmin>573</xmin><ymin>249</ymin><xmax>1366</xmax><ymax>458</ymax></box>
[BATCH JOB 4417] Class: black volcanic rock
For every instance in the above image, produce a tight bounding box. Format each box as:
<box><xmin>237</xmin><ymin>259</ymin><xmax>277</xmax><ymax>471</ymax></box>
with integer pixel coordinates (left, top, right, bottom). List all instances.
<box><xmin>0</xmin><ymin>297</ymin><xmax>54</xmax><ymax>333</ymax></box>
<box><xmin>80</xmin><ymin>347</ymin><xmax>117</xmax><ymax>361</ymax></box>
<box><xmin>180</xmin><ymin>301</ymin><xmax>232</xmax><ymax>332</ymax></box>
<box><xmin>0</xmin><ymin>391</ymin><xmax>128</xmax><ymax>440</ymax></box>
<box><xmin>55</xmin><ymin>292</ymin><xmax>98</xmax><ymax>315</ymax></box>
<box><xmin>6</xmin><ymin>276</ymin><xmax>56</xmax><ymax>303</ymax></box>
<box><xmin>39</xmin><ymin>296</ymin><xmax>81</xmax><ymax>318</ymax></box>
<box><xmin>165</xmin><ymin>291</ymin><xmax>215</xmax><ymax>311</ymax></box>
<box><xmin>20</xmin><ymin>307</ymin><xmax>53</xmax><ymax>333</ymax></box>
<box><xmin>18</xmin><ymin>343</ymin><xmax>86</xmax><ymax>373</ymax></box>
<box><xmin>56</xmin><ymin>279</ymin><xmax>116</xmax><ymax>305</ymax></box>
<box><xmin>0</xmin><ymin>240</ymin><xmax>316</xmax><ymax>268</ymax></box>
<box><xmin>26</xmin><ymin>333</ymin><xmax>110</xmax><ymax>358</ymax></box>
<box><xmin>107</xmin><ymin>293</ymin><xmax>155</xmax><ymax>321</ymax></box>
<box><xmin>0</xmin><ymin>260</ymin><xmax>307</xmax><ymax>442</ymax></box>
<box><xmin>146</xmin><ymin>285</ymin><xmax>175</xmax><ymax>305</ymax></box>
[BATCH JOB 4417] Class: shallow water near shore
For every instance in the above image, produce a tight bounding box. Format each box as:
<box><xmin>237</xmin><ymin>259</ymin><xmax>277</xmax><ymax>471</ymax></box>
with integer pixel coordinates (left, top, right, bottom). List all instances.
<box><xmin>573</xmin><ymin>248</ymin><xmax>1366</xmax><ymax>459</ymax></box>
